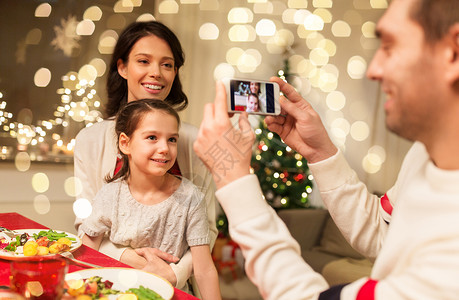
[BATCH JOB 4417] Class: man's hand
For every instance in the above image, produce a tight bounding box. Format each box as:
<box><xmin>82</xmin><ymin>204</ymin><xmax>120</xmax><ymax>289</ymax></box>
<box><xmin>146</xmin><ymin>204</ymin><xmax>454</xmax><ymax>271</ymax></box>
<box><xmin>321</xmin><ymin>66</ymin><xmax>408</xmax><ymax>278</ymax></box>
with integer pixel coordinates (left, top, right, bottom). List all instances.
<box><xmin>265</xmin><ymin>76</ymin><xmax>337</xmax><ymax>163</ymax></box>
<box><xmin>194</xmin><ymin>81</ymin><xmax>255</xmax><ymax>189</ymax></box>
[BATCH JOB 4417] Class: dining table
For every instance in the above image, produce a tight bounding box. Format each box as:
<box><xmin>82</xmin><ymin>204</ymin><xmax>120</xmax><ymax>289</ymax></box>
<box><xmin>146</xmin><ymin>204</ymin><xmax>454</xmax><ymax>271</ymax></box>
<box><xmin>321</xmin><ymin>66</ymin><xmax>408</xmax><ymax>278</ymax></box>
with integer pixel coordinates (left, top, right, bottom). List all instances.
<box><xmin>0</xmin><ymin>212</ymin><xmax>198</xmax><ymax>300</ymax></box>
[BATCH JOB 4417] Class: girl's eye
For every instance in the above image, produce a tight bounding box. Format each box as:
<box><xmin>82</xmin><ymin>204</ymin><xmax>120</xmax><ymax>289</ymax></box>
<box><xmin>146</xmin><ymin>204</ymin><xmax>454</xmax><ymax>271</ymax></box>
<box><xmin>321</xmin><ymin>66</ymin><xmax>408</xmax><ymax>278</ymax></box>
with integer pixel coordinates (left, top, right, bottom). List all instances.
<box><xmin>169</xmin><ymin>137</ymin><xmax>177</xmax><ymax>143</ymax></box>
<box><xmin>147</xmin><ymin>135</ymin><xmax>157</xmax><ymax>140</ymax></box>
<box><xmin>163</xmin><ymin>63</ymin><xmax>174</xmax><ymax>68</ymax></box>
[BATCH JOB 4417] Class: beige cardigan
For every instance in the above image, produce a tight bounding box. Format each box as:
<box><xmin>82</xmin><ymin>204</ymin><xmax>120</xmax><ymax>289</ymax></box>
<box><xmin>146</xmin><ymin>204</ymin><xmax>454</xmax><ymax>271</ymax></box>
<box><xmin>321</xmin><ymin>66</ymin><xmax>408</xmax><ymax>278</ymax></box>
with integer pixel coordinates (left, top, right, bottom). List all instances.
<box><xmin>73</xmin><ymin>119</ymin><xmax>217</xmax><ymax>289</ymax></box>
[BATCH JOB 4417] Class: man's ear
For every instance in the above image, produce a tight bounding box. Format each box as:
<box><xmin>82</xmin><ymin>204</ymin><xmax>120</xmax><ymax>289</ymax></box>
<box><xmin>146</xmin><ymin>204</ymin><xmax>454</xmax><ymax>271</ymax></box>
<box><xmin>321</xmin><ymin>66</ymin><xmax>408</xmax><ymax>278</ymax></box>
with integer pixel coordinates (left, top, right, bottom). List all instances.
<box><xmin>117</xmin><ymin>58</ymin><xmax>128</xmax><ymax>80</ymax></box>
<box><xmin>445</xmin><ymin>24</ymin><xmax>459</xmax><ymax>84</ymax></box>
<box><xmin>118</xmin><ymin>132</ymin><xmax>130</xmax><ymax>155</ymax></box>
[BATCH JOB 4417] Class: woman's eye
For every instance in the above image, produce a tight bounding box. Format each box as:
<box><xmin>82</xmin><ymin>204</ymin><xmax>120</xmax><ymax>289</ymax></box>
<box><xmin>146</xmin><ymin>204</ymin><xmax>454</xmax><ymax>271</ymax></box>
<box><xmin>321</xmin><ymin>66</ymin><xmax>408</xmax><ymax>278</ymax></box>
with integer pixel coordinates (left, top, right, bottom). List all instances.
<box><xmin>163</xmin><ymin>63</ymin><xmax>174</xmax><ymax>68</ymax></box>
<box><xmin>138</xmin><ymin>59</ymin><xmax>149</xmax><ymax>64</ymax></box>
<box><xmin>147</xmin><ymin>135</ymin><xmax>157</xmax><ymax>140</ymax></box>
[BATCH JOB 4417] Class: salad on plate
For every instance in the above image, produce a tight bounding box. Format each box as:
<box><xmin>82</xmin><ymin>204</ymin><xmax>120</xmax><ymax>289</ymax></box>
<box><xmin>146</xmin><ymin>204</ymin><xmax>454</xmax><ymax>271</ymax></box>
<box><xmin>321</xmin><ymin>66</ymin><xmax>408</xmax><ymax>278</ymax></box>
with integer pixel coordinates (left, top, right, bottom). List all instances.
<box><xmin>0</xmin><ymin>227</ymin><xmax>81</xmax><ymax>258</ymax></box>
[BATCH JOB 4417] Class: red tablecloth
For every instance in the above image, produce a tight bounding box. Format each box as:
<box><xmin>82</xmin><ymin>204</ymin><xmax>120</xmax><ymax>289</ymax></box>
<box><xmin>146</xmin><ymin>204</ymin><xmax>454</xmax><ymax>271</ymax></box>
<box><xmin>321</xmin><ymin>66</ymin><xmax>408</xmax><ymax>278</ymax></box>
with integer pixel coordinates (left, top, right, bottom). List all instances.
<box><xmin>0</xmin><ymin>212</ymin><xmax>198</xmax><ymax>300</ymax></box>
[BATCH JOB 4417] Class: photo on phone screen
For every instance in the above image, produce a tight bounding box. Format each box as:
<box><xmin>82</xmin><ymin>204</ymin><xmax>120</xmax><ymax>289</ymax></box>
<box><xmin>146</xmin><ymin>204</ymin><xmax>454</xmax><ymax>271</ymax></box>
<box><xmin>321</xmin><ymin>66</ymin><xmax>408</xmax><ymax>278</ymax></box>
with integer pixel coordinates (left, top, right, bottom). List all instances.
<box><xmin>228</xmin><ymin>79</ymin><xmax>279</xmax><ymax>115</ymax></box>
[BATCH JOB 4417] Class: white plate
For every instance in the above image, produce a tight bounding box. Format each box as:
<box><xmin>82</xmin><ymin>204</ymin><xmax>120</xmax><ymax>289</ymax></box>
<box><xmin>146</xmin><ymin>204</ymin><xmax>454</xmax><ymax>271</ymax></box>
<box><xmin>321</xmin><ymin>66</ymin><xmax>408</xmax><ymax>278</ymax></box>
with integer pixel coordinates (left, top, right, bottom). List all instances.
<box><xmin>65</xmin><ymin>268</ymin><xmax>174</xmax><ymax>300</ymax></box>
<box><xmin>0</xmin><ymin>229</ymin><xmax>82</xmax><ymax>260</ymax></box>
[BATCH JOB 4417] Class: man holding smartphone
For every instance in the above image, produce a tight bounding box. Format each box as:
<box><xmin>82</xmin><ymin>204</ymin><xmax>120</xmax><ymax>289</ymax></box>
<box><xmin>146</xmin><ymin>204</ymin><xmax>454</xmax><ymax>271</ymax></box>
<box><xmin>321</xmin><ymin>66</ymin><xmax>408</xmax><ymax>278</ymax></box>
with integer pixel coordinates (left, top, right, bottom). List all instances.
<box><xmin>195</xmin><ymin>0</ymin><xmax>459</xmax><ymax>299</ymax></box>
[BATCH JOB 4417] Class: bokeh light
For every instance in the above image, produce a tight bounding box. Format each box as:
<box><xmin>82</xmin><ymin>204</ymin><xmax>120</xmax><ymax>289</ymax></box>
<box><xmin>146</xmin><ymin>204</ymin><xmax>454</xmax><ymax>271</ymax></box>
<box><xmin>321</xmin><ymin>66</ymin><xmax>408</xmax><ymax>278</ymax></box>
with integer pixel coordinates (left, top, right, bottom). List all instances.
<box><xmin>370</xmin><ymin>0</ymin><xmax>388</xmax><ymax>9</ymax></box>
<box><xmin>32</xmin><ymin>172</ymin><xmax>50</xmax><ymax>193</ymax></box>
<box><xmin>98</xmin><ymin>30</ymin><xmax>118</xmax><ymax>54</ymax></box>
<box><xmin>362</xmin><ymin>153</ymin><xmax>382</xmax><ymax>173</ymax></box>
<box><xmin>35</xmin><ymin>3</ymin><xmax>52</xmax><ymax>17</ymax></box>
<box><xmin>347</xmin><ymin>56</ymin><xmax>367</xmax><ymax>79</ymax></box>
<box><xmin>34</xmin><ymin>68</ymin><xmax>52</xmax><ymax>87</ymax></box>
<box><xmin>309</xmin><ymin>48</ymin><xmax>329</xmax><ymax>66</ymax></box>
<box><xmin>314</xmin><ymin>0</ymin><xmax>333</xmax><ymax>8</ymax></box>
<box><xmin>350</xmin><ymin>121</ymin><xmax>370</xmax><ymax>141</ymax></box>
<box><xmin>199</xmin><ymin>23</ymin><xmax>219</xmax><ymax>40</ymax></box>
<box><xmin>282</xmin><ymin>9</ymin><xmax>297</xmax><ymax>24</ymax></box>
<box><xmin>331</xmin><ymin>20</ymin><xmax>351</xmax><ymax>37</ymax></box>
<box><xmin>114</xmin><ymin>0</ymin><xmax>134</xmax><ymax>13</ymax></box>
<box><xmin>34</xmin><ymin>195</ymin><xmax>51</xmax><ymax>215</ymax></box>
<box><xmin>314</xmin><ymin>8</ymin><xmax>332</xmax><ymax>23</ymax></box>
<box><xmin>254</xmin><ymin>1</ymin><xmax>274</xmax><ymax>14</ymax></box>
<box><xmin>361</xmin><ymin>21</ymin><xmax>376</xmax><ymax>38</ymax></box>
<box><xmin>288</xmin><ymin>0</ymin><xmax>308</xmax><ymax>8</ymax></box>
<box><xmin>228</xmin><ymin>7</ymin><xmax>253</xmax><ymax>24</ymax></box>
<box><xmin>213</xmin><ymin>63</ymin><xmax>235</xmax><ymax>81</ymax></box>
<box><xmin>137</xmin><ymin>13</ymin><xmax>155</xmax><ymax>22</ymax></box>
<box><xmin>83</xmin><ymin>6</ymin><xmax>103</xmax><ymax>21</ymax></box>
<box><xmin>330</xmin><ymin>117</ymin><xmax>350</xmax><ymax>139</ymax></box>
<box><xmin>304</xmin><ymin>14</ymin><xmax>324</xmax><ymax>31</ymax></box>
<box><xmin>326</xmin><ymin>91</ymin><xmax>346</xmax><ymax>111</ymax></box>
<box><xmin>65</xmin><ymin>177</ymin><xmax>83</xmax><ymax>197</ymax></box>
<box><xmin>15</xmin><ymin>152</ymin><xmax>31</xmax><ymax>172</ymax></box>
<box><xmin>78</xmin><ymin>64</ymin><xmax>98</xmax><ymax>82</ymax></box>
<box><xmin>228</xmin><ymin>25</ymin><xmax>256</xmax><ymax>42</ymax></box>
<box><xmin>159</xmin><ymin>0</ymin><xmax>179</xmax><ymax>13</ymax></box>
<box><xmin>73</xmin><ymin>198</ymin><xmax>93</xmax><ymax>219</ymax></box>
<box><xmin>368</xmin><ymin>145</ymin><xmax>386</xmax><ymax>163</ymax></box>
<box><xmin>256</xmin><ymin>19</ymin><xmax>276</xmax><ymax>36</ymax></box>
<box><xmin>226</xmin><ymin>47</ymin><xmax>244</xmax><ymax>65</ymax></box>
<box><xmin>89</xmin><ymin>58</ymin><xmax>107</xmax><ymax>77</ymax></box>
<box><xmin>76</xmin><ymin>20</ymin><xmax>95</xmax><ymax>36</ymax></box>
<box><xmin>118</xmin><ymin>269</ymin><xmax>140</xmax><ymax>288</ymax></box>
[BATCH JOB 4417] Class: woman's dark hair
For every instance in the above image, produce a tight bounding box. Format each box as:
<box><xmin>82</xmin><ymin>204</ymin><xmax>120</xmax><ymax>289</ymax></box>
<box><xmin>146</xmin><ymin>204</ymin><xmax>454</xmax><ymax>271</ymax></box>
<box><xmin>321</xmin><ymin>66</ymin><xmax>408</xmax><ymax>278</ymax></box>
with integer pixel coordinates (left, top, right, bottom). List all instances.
<box><xmin>105</xmin><ymin>21</ymin><xmax>188</xmax><ymax>118</ymax></box>
<box><xmin>409</xmin><ymin>0</ymin><xmax>458</xmax><ymax>43</ymax></box>
<box><xmin>106</xmin><ymin>99</ymin><xmax>181</xmax><ymax>183</ymax></box>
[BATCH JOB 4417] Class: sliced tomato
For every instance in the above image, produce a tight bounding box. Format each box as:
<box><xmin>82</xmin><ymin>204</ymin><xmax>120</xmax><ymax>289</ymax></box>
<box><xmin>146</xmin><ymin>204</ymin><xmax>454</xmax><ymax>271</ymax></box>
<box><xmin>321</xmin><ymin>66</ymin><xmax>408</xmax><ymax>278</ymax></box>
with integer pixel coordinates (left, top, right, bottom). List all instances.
<box><xmin>36</xmin><ymin>236</ymin><xmax>50</xmax><ymax>247</ymax></box>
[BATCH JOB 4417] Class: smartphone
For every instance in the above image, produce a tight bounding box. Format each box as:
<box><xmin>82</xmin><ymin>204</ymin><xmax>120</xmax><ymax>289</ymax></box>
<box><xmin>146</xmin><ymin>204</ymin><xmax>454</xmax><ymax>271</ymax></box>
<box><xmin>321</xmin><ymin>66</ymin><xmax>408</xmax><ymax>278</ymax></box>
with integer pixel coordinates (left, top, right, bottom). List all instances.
<box><xmin>222</xmin><ymin>78</ymin><xmax>281</xmax><ymax>115</ymax></box>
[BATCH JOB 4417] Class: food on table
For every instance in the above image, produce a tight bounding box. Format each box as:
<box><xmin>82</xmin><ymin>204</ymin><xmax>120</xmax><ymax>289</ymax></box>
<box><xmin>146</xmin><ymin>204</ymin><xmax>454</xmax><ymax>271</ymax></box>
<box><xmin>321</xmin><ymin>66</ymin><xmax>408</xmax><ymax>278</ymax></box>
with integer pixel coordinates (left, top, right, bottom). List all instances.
<box><xmin>64</xmin><ymin>276</ymin><xmax>165</xmax><ymax>300</ymax></box>
<box><xmin>22</xmin><ymin>240</ymin><xmax>39</xmax><ymax>256</ymax></box>
<box><xmin>125</xmin><ymin>286</ymin><xmax>164</xmax><ymax>300</ymax></box>
<box><xmin>37</xmin><ymin>245</ymin><xmax>50</xmax><ymax>256</ymax></box>
<box><xmin>0</xmin><ymin>228</ymin><xmax>76</xmax><ymax>256</ymax></box>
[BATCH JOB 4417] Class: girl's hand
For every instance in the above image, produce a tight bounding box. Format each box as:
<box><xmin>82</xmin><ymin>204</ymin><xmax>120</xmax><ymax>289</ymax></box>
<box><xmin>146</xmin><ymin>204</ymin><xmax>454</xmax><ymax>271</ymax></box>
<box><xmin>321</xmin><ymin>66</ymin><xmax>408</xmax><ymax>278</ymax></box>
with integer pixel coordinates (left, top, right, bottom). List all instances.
<box><xmin>119</xmin><ymin>248</ymin><xmax>179</xmax><ymax>286</ymax></box>
<box><xmin>135</xmin><ymin>248</ymin><xmax>179</xmax><ymax>286</ymax></box>
<box><xmin>135</xmin><ymin>247</ymin><xmax>179</xmax><ymax>263</ymax></box>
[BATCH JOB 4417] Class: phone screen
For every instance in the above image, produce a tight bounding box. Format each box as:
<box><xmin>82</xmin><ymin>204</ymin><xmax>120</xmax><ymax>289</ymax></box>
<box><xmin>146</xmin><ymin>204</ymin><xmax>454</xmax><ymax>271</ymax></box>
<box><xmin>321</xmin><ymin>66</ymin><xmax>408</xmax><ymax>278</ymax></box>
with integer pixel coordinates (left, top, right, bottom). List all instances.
<box><xmin>229</xmin><ymin>79</ymin><xmax>276</xmax><ymax>114</ymax></box>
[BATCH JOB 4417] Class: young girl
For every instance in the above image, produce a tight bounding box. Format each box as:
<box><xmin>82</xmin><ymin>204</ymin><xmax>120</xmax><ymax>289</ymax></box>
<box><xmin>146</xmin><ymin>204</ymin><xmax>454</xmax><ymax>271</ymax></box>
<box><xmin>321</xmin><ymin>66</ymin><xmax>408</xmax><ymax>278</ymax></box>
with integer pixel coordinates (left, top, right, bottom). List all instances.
<box><xmin>73</xmin><ymin>21</ymin><xmax>217</xmax><ymax>292</ymax></box>
<box><xmin>80</xmin><ymin>99</ymin><xmax>221</xmax><ymax>300</ymax></box>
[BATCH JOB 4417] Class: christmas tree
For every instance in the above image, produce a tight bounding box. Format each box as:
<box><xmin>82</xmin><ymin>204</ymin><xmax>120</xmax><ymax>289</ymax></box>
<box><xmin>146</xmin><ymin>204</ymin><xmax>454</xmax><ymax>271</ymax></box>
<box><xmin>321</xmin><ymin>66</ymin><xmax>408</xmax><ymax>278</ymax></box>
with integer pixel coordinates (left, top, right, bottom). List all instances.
<box><xmin>250</xmin><ymin>119</ymin><xmax>313</xmax><ymax>210</ymax></box>
<box><xmin>252</xmin><ymin>59</ymin><xmax>313</xmax><ymax>210</ymax></box>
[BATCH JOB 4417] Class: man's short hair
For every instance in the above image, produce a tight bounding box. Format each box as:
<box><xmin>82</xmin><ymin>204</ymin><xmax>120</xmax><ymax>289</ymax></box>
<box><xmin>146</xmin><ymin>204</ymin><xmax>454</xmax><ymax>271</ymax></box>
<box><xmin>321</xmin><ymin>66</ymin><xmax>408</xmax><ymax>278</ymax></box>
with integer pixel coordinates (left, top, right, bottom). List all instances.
<box><xmin>409</xmin><ymin>0</ymin><xmax>459</xmax><ymax>43</ymax></box>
